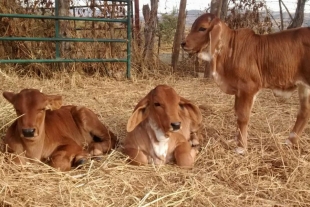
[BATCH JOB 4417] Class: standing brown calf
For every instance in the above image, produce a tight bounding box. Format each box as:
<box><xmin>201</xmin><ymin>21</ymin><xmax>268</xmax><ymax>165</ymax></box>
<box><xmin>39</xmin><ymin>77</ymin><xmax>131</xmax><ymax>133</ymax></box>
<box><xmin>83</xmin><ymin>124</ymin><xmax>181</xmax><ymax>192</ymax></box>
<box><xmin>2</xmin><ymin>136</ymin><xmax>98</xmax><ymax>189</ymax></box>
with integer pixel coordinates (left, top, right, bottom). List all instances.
<box><xmin>182</xmin><ymin>13</ymin><xmax>310</xmax><ymax>153</ymax></box>
<box><xmin>3</xmin><ymin>89</ymin><xmax>117</xmax><ymax>171</ymax></box>
<box><xmin>122</xmin><ymin>85</ymin><xmax>202</xmax><ymax>168</ymax></box>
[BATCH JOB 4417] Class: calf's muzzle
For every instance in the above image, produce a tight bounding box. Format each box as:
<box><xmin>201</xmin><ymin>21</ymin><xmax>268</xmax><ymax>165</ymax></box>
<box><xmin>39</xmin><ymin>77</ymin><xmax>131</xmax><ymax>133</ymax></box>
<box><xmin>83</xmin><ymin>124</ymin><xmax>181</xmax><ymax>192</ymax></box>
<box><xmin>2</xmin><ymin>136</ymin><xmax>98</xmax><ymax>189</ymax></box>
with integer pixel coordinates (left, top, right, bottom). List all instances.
<box><xmin>22</xmin><ymin>128</ymin><xmax>36</xmax><ymax>137</ymax></box>
<box><xmin>171</xmin><ymin>122</ymin><xmax>181</xmax><ymax>131</ymax></box>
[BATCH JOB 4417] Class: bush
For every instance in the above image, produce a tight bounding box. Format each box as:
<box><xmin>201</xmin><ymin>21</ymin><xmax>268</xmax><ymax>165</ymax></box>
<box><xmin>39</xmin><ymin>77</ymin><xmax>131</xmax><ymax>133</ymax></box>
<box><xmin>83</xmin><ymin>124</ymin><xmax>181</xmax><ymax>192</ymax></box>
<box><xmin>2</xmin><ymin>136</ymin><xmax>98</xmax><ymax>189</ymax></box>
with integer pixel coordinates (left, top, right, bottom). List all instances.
<box><xmin>225</xmin><ymin>0</ymin><xmax>273</xmax><ymax>34</ymax></box>
<box><xmin>158</xmin><ymin>9</ymin><xmax>178</xmax><ymax>44</ymax></box>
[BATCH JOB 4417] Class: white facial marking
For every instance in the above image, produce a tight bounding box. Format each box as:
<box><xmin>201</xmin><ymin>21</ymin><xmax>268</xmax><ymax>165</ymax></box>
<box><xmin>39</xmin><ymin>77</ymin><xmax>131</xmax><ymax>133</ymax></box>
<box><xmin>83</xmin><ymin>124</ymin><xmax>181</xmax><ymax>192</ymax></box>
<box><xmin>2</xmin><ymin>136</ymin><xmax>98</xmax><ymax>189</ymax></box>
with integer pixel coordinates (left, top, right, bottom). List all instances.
<box><xmin>148</xmin><ymin>119</ymin><xmax>169</xmax><ymax>159</ymax></box>
<box><xmin>149</xmin><ymin>119</ymin><xmax>168</xmax><ymax>142</ymax></box>
<box><xmin>152</xmin><ymin>139</ymin><xmax>169</xmax><ymax>159</ymax></box>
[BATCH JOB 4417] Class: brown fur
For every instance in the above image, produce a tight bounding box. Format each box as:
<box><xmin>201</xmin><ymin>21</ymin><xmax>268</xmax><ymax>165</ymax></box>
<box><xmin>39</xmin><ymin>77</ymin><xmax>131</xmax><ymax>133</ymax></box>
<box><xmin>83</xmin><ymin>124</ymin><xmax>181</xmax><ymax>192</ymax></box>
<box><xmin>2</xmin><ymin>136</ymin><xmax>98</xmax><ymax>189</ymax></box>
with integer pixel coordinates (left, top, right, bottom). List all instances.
<box><xmin>122</xmin><ymin>85</ymin><xmax>202</xmax><ymax>168</ymax></box>
<box><xmin>3</xmin><ymin>89</ymin><xmax>117</xmax><ymax>171</ymax></box>
<box><xmin>182</xmin><ymin>13</ymin><xmax>310</xmax><ymax>153</ymax></box>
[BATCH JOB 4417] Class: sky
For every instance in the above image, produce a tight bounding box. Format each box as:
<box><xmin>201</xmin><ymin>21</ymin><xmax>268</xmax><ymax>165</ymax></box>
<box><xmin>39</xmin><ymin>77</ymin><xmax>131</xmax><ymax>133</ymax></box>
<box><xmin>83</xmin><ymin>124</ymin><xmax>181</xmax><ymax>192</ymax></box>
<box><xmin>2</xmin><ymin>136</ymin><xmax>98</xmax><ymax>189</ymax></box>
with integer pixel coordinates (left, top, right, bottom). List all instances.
<box><xmin>139</xmin><ymin>0</ymin><xmax>310</xmax><ymax>14</ymax></box>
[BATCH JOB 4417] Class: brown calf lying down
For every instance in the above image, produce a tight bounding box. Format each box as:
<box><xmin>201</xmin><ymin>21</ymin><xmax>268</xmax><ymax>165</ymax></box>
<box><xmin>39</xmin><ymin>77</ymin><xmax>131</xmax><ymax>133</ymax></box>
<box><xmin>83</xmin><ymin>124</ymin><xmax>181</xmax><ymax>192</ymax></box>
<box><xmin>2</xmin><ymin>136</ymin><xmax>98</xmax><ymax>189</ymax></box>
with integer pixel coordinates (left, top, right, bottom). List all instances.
<box><xmin>181</xmin><ymin>13</ymin><xmax>310</xmax><ymax>153</ymax></box>
<box><xmin>3</xmin><ymin>89</ymin><xmax>117</xmax><ymax>171</ymax></box>
<box><xmin>122</xmin><ymin>85</ymin><xmax>202</xmax><ymax>168</ymax></box>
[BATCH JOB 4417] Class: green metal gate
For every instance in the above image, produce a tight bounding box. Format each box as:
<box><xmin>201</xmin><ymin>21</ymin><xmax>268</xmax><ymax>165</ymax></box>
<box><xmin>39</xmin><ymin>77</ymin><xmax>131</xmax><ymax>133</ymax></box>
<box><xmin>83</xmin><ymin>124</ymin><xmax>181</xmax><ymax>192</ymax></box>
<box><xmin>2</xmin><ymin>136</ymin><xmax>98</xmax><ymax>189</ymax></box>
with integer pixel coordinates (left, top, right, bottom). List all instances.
<box><xmin>0</xmin><ymin>0</ymin><xmax>132</xmax><ymax>78</ymax></box>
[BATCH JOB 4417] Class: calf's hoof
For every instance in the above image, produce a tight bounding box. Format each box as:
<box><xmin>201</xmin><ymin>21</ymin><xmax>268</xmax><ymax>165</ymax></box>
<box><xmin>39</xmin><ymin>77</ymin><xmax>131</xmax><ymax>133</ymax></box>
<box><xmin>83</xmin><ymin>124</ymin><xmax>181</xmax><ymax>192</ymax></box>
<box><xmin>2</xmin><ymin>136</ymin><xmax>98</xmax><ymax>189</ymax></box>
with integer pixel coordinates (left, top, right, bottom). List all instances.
<box><xmin>285</xmin><ymin>138</ymin><xmax>299</xmax><ymax>149</ymax></box>
<box><xmin>235</xmin><ymin>147</ymin><xmax>246</xmax><ymax>155</ymax></box>
<box><xmin>90</xmin><ymin>148</ymin><xmax>104</xmax><ymax>157</ymax></box>
<box><xmin>286</xmin><ymin>133</ymin><xmax>299</xmax><ymax>147</ymax></box>
<box><xmin>91</xmin><ymin>156</ymin><xmax>103</xmax><ymax>161</ymax></box>
<box><xmin>285</xmin><ymin>139</ymin><xmax>293</xmax><ymax>147</ymax></box>
<box><xmin>73</xmin><ymin>158</ymin><xmax>87</xmax><ymax>167</ymax></box>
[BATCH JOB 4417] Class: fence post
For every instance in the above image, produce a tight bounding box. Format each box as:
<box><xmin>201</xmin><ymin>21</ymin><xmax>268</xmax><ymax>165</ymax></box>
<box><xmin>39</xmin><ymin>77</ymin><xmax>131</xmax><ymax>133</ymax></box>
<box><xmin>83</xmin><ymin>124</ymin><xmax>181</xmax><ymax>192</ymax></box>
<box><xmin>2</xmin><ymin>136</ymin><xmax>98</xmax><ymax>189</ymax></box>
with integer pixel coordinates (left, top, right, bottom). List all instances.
<box><xmin>0</xmin><ymin>0</ymin><xmax>132</xmax><ymax>78</ymax></box>
<box><xmin>171</xmin><ymin>0</ymin><xmax>187</xmax><ymax>71</ymax></box>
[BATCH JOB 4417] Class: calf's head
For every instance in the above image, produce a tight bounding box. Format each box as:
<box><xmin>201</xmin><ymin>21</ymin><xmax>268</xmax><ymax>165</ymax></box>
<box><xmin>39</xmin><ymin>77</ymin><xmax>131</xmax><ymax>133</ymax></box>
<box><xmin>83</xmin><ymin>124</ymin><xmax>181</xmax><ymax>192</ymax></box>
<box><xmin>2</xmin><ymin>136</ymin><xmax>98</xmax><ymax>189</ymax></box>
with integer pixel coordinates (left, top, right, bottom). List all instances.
<box><xmin>127</xmin><ymin>85</ymin><xmax>201</xmax><ymax>139</ymax></box>
<box><xmin>181</xmin><ymin>13</ymin><xmax>222</xmax><ymax>61</ymax></box>
<box><xmin>3</xmin><ymin>89</ymin><xmax>62</xmax><ymax>139</ymax></box>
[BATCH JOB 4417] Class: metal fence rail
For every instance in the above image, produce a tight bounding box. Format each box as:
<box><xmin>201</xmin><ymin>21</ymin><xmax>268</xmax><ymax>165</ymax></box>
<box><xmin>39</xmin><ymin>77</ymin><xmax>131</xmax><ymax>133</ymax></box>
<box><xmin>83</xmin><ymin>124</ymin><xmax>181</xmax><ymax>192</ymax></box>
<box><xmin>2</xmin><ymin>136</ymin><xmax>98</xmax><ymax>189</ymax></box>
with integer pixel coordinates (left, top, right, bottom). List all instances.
<box><xmin>0</xmin><ymin>0</ymin><xmax>132</xmax><ymax>78</ymax></box>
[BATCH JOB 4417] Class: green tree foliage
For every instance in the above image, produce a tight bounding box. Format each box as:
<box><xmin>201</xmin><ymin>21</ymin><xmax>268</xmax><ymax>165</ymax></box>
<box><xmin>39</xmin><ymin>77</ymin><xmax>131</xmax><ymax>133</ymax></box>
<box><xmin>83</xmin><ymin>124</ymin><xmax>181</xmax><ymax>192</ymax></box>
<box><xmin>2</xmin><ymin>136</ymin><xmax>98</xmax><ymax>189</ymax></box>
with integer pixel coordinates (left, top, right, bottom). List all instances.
<box><xmin>158</xmin><ymin>9</ymin><xmax>178</xmax><ymax>44</ymax></box>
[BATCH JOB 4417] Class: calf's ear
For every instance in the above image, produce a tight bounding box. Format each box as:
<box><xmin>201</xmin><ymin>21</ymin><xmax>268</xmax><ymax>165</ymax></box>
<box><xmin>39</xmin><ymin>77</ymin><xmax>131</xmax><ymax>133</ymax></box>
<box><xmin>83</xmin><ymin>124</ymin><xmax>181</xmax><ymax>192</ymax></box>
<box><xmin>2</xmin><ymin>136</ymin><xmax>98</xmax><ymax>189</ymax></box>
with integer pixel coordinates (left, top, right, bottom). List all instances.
<box><xmin>45</xmin><ymin>95</ymin><xmax>62</xmax><ymax>110</ymax></box>
<box><xmin>127</xmin><ymin>99</ymin><xmax>148</xmax><ymax>132</ymax></box>
<box><xmin>208</xmin><ymin>18</ymin><xmax>222</xmax><ymax>55</ymax></box>
<box><xmin>3</xmin><ymin>92</ymin><xmax>16</xmax><ymax>104</ymax></box>
<box><xmin>180</xmin><ymin>97</ymin><xmax>202</xmax><ymax>132</ymax></box>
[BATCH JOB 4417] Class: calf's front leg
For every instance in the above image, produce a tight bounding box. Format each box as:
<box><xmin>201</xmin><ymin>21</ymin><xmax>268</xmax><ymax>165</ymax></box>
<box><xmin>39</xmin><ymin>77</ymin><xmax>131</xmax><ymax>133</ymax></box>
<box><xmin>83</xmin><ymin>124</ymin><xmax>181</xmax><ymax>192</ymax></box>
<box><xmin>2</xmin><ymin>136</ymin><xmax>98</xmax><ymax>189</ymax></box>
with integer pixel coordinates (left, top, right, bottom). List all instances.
<box><xmin>288</xmin><ymin>85</ymin><xmax>310</xmax><ymax>145</ymax></box>
<box><xmin>123</xmin><ymin>147</ymin><xmax>148</xmax><ymax>166</ymax></box>
<box><xmin>174</xmin><ymin>141</ymin><xmax>195</xmax><ymax>168</ymax></box>
<box><xmin>234</xmin><ymin>91</ymin><xmax>256</xmax><ymax>154</ymax></box>
<box><xmin>72</xmin><ymin>106</ymin><xmax>117</xmax><ymax>154</ymax></box>
<box><xmin>49</xmin><ymin>144</ymin><xmax>88</xmax><ymax>171</ymax></box>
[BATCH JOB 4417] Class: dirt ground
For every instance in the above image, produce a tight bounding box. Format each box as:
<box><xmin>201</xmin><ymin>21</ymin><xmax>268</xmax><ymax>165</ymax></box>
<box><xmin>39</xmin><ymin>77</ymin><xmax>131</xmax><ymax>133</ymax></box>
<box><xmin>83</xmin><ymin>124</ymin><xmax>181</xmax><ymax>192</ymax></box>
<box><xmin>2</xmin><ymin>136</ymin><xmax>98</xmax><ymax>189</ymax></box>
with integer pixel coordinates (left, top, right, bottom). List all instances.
<box><xmin>0</xmin><ymin>72</ymin><xmax>309</xmax><ymax>206</ymax></box>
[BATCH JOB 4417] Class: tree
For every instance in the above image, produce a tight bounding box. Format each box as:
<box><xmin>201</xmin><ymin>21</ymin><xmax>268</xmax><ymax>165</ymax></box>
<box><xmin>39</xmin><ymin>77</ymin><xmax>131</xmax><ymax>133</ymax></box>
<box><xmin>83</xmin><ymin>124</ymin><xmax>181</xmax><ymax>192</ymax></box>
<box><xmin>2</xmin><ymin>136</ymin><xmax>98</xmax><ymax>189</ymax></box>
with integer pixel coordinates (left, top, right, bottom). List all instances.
<box><xmin>158</xmin><ymin>9</ymin><xmax>178</xmax><ymax>44</ymax></box>
<box><xmin>142</xmin><ymin>0</ymin><xmax>158</xmax><ymax>64</ymax></box>
<box><xmin>210</xmin><ymin>0</ymin><xmax>228</xmax><ymax>19</ymax></box>
<box><xmin>171</xmin><ymin>0</ymin><xmax>187</xmax><ymax>71</ymax></box>
<box><xmin>134</xmin><ymin>0</ymin><xmax>141</xmax><ymax>44</ymax></box>
<box><xmin>220</xmin><ymin>0</ymin><xmax>228</xmax><ymax>19</ymax></box>
<box><xmin>58</xmin><ymin>0</ymin><xmax>71</xmax><ymax>57</ymax></box>
<box><xmin>287</xmin><ymin>0</ymin><xmax>306</xmax><ymax>29</ymax></box>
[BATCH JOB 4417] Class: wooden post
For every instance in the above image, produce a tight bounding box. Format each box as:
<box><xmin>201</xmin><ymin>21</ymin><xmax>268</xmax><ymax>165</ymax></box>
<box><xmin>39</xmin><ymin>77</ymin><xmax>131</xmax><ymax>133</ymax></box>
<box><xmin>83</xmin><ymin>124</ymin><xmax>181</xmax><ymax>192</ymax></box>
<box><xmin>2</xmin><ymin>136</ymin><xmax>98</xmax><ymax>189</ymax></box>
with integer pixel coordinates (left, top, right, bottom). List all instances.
<box><xmin>287</xmin><ymin>0</ymin><xmax>306</xmax><ymax>29</ymax></box>
<box><xmin>210</xmin><ymin>0</ymin><xmax>223</xmax><ymax>17</ymax></box>
<box><xmin>59</xmin><ymin>0</ymin><xmax>70</xmax><ymax>57</ymax></box>
<box><xmin>91</xmin><ymin>0</ymin><xmax>95</xmax><ymax>36</ymax></box>
<box><xmin>220</xmin><ymin>0</ymin><xmax>228</xmax><ymax>19</ymax></box>
<box><xmin>134</xmin><ymin>0</ymin><xmax>141</xmax><ymax>45</ymax></box>
<box><xmin>142</xmin><ymin>0</ymin><xmax>158</xmax><ymax>65</ymax></box>
<box><xmin>110</xmin><ymin>1</ymin><xmax>116</xmax><ymax>58</ymax></box>
<box><xmin>278</xmin><ymin>0</ymin><xmax>284</xmax><ymax>30</ymax></box>
<box><xmin>280</xmin><ymin>0</ymin><xmax>293</xmax><ymax>21</ymax></box>
<box><xmin>171</xmin><ymin>0</ymin><xmax>187</xmax><ymax>71</ymax></box>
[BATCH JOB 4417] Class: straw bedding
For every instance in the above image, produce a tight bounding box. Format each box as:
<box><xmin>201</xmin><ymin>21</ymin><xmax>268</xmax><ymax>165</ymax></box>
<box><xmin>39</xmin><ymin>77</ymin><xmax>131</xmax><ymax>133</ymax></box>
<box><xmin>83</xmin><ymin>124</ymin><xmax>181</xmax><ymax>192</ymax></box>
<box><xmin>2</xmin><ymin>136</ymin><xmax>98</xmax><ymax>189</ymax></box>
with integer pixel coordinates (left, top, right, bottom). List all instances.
<box><xmin>0</xmin><ymin>72</ymin><xmax>309</xmax><ymax>207</ymax></box>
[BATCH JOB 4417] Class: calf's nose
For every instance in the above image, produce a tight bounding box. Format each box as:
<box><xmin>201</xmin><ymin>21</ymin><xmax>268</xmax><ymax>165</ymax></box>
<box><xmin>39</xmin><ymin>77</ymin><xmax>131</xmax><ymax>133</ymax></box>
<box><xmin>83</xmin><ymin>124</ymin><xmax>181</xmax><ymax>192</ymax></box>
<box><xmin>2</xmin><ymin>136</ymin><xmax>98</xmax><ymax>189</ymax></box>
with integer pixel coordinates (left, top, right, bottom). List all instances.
<box><xmin>171</xmin><ymin>122</ymin><xmax>181</xmax><ymax>131</ymax></box>
<box><xmin>22</xmin><ymin>128</ymin><xmax>36</xmax><ymax>137</ymax></box>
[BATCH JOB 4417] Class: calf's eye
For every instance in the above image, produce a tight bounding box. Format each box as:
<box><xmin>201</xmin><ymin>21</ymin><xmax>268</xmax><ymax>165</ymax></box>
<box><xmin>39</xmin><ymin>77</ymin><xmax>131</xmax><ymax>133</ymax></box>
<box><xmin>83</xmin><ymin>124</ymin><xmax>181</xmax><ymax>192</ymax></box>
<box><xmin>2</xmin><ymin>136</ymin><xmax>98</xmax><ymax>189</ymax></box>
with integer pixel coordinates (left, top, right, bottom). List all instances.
<box><xmin>199</xmin><ymin>27</ymin><xmax>206</xmax><ymax>31</ymax></box>
<box><xmin>154</xmin><ymin>102</ymin><xmax>161</xmax><ymax>107</ymax></box>
<box><xmin>179</xmin><ymin>104</ymin><xmax>184</xmax><ymax>109</ymax></box>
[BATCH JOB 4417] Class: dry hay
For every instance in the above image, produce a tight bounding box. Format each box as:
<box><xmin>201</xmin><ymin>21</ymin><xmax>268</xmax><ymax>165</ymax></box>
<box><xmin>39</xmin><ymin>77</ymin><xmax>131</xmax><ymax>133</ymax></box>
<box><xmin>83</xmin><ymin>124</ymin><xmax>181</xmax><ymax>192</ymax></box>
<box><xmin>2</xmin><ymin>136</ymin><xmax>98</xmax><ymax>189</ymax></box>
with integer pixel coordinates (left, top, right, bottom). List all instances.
<box><xmin>0</xmin><ymin>72</ymin><xmax>310</xmax><ymax>207</ymax></box>
<box><xmin>0</xmin><ymin>1</ymin><xmax>130</xmax><ymax>78</ymax></box>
